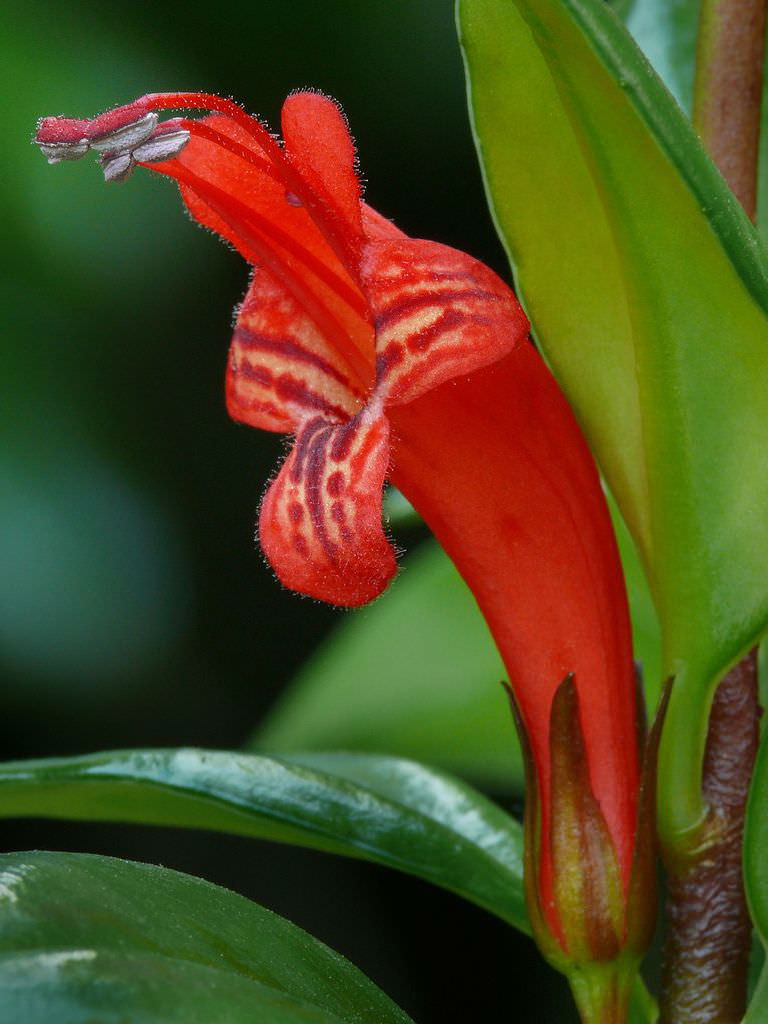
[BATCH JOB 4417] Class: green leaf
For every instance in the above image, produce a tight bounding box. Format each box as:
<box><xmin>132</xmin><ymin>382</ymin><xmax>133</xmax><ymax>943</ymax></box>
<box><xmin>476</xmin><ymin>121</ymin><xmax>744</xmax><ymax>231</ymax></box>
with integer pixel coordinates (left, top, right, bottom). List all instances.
<box><xmin>253</xmin><ymin>542</ymin><xmax>522</xmax><ymax>789</ymax></box>
<box><xmin>742</xmin><ymin>725</ymin><xmax>768</xmax><ymax>1022</ymax></box>
<box><xmin>0</xmin><ymin>849</ymin><xmax>411</xmax><ymax>1024</ymax></box>
<box><xmin>0</xmin><ymin>747</ymin><xmax>528</xmax><ymax>932</ymax></box>
<box><xmin>457</xmin><ymin>0</ymin><xmax>768</xmax><ymax>842</ymax></box>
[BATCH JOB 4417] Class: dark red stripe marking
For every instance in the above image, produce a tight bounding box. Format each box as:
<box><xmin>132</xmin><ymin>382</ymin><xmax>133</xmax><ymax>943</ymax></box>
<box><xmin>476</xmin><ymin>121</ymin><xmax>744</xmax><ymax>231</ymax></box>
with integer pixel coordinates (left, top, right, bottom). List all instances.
<box><xmin>405</xmin><ymin>309</ymin><xmax>494</xmax><ymax>354</ymax></box>
<box><xmin>234</xmin><ymin>362</ymin><xmax>273</xmax><ymax>387</ymax></box>
<box><xmin>233</xmin><ymin>326</ymin><xmax>363</xmax><ymax>394</ymax></box>
<box><xmin>274</xmin><ymin>374</ymin><xmax>351</xmax><ymax>422</ymax></box>
<box><xmin>305</xmin><ymin>426</ymin><xmax>340</xmax><ymax>563</ymax></box>
<box><xmin>290</xmin><ymin>417</ymin><xmax>328</xmax><ymax>483</ymax></box>
<box><xmin>327</xmin><ymin>471</ymin><xmax>344</xmax><ymax>497</ymax></box>
<box><xmin>376</xmin><ymin>344</ymin><xmax>404</xmax><ymax>381</ymax></box>
<box><xmin>374</xmin><ymin>287</ymin><xmax>502</xmax><ymax>332</ymax></box>
<box><xmin>330</xmin><ymin>416</ymin><xmax>361</xmax><ymax>462</ymax></box>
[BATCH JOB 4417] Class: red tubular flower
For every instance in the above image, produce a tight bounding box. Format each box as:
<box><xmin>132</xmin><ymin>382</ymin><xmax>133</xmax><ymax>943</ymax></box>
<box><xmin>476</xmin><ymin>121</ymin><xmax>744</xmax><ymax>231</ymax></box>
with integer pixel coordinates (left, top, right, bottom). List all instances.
<box><xmin>35</xmin><ymin>92</ymin><xmax>652</xmax><ymax>989</ymax></box>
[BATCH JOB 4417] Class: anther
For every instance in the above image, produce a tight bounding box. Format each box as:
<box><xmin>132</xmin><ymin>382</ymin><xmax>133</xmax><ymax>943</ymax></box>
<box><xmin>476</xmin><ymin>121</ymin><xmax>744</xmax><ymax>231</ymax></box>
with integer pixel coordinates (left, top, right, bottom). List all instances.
<box><xmin>34</xmin><ymin>117</ymin><xmax>90</xmax><ymax>163</ymax></box>
<box><xmin>132</xmin><ymin>121</ymin><xmax>190</xmax><ymax>165</ymax></box>
<box><xmin>89</xmin><ymin>111</ymin><xmax>158</xmax><ymax>153</ymax></box>
<box><xmin>100</xmin><ymin>151</ymin><xmax>135</xmax><ymax>184</ymax></box>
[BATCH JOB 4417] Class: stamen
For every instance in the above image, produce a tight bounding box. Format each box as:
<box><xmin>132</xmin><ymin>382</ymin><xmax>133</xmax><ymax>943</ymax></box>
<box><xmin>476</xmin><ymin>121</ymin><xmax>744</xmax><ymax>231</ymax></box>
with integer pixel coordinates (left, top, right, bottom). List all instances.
<box><xmin>35</xmin><ymin>117</ymin><xmax>89</xmax><ymax>163</ymax></box>
<box><xmin>33</xmin><ymin>93</ymin><xmax>372</xmax><ymax>379</ymax></box>
<box><xmin>133</xmin><ymin>121</ymin><xmax>190</xmax><ymax>164</ymax></box>
<box><xmin>100</xmin><ymin>150</ymin><xmax>135</xmax><ymax>183</ymax></box>
<box><xmin>87</xmin><ymin>99</ymin><xmax>152</xmax><ymax>141</ymax></box>
<box><xmin>38</xmin><ymin>139</ymin><xmax>89</xmax><ymax>163</ymax></box>
<box><xmin>145</xmin><ymin>92</ymin><xmax>284</xmax><ymax>164</ymax></box>
<box><xmin>143</xmin><ymin>93</ymin><xmax>364</xmax><ymax>270</ymax></box>
<box><xmin>36</xmin><ymin>116</ymin><xmax>89</xmax><ymax>144</ymax></box>
<box><xmin>89</xmin><ymin>111</ymin><xmax>158</xmax><ymax>153</ymax></box>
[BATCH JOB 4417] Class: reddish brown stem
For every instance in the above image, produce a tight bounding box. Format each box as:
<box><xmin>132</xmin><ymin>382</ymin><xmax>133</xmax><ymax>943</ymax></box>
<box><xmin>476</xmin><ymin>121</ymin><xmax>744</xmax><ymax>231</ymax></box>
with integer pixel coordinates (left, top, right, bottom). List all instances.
<box><xmin>659</xmin><ymin>651</ymin><xmax>761</xmax><ymax>1023</ymax></box>
<box><xmin>693</xmin><ymin>0</ymin><xmax>767</xmax><ymax>219</ymax></box>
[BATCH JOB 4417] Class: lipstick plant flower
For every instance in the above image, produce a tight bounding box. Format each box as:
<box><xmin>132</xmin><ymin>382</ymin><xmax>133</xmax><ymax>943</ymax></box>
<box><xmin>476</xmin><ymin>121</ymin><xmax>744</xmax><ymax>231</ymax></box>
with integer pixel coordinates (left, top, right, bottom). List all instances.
<box><xmin>35</xmin><ymin>90</ymin><xmax>653</xmax><ymax>1020</ymax></box>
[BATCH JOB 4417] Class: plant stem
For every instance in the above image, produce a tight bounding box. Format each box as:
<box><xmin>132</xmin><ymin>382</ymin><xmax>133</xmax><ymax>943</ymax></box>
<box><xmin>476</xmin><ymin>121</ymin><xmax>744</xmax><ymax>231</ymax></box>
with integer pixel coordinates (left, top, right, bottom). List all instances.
<box><xmin>658</xmin><ymin>4</ymin><xmax>766</xmax><ymax>1020</ymax></box>
<box><xmin>693</xmin><ymin>0</ymin><xmax>766</xmax><ymax>220</ymax></box>
<box><xmin>568</xmin><ymin>962</ymin><xmax>635</xmax><ymax>1024</ymax></box>
<box><xmin>659</xmin><ymin>652</ymin><xmax>760</xmax><ymax>1022</ymax></box>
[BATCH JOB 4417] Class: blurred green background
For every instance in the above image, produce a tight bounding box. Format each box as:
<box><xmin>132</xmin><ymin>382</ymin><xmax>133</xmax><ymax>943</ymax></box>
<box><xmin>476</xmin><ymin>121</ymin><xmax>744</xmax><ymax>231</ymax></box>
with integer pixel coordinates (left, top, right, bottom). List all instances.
<box><xmin>2</xmin><ymin>0</ymin><xmax>581</xmax><ymax>1020</ymax></box>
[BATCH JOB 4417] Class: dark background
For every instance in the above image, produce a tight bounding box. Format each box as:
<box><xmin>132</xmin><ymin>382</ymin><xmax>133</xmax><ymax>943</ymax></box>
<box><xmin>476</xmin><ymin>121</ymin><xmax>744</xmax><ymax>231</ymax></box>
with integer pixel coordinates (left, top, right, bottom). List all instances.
<box><xmin>1</xmin><ymin>0</ymin><xmax>575</xmax><ymax>1018</ymax></box>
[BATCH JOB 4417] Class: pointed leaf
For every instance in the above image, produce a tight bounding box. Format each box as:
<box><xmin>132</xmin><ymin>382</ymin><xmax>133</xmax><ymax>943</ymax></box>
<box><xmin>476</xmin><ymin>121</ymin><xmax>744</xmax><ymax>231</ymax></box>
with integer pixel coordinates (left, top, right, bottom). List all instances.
<box><xmin>457</xmin><ymin>0</ymin><xmax>768</xmax><ymax>840</ymax></box>
<box><xmin>0</xmin><ymin>850</ymin><xmax>411</xmax><ymax>1024</ymax></box>
<box><xmin>0</xmin><ymin>747</ymin><xmax>528</xmax><ymax>932</ymax></box>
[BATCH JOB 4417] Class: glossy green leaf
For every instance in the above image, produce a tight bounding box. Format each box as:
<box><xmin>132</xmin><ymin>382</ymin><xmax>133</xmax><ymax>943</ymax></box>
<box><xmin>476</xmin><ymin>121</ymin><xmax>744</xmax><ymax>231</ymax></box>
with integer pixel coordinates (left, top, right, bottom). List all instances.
<box><xmin>252</xmin><ymin>530</ymin><xmax>661</xmax><ymax>786</ymax></box>
<box><xmin>457</xmin><ymin>0</ymin><xmax>768</xmax><ymax>841</ymax></box>
<box><xmin>0</xmin><ymin>850</ymin><xmax>411</xmax><ymax>1024</ymax></box>
<box><xmin>254</xmin><ymin>542</ymin><xmax>522</xmax><ymax>788</ymax></box>
<box><xmin>742</xmin><ymin>723</ymin><xmax>768</xmax><ymax>1022</ymax></box>
<box><xmin>0</xmin><ymin>747</ymin><xmax>528</xmax><ymax>932</ymax></box>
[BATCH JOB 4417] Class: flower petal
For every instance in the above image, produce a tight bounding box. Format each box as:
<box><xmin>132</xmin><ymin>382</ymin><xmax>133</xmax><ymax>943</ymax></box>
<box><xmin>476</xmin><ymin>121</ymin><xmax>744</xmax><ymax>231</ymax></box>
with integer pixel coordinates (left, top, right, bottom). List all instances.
<box><xmin>281</xmin><ymin>92</ymin><xmax>363</xmax><ymax>242</ymax></box>
<box><xmin>388</xmin><ymin>344</ymin><xmax>639</xmax><ymax>897</ymax></box>
<box><xmin>148</xmin><ymin>115</ymin><xmax>375</xmax><ymax>389</ymax></box>
<box><xmin>227</xmin><ymin>270</ymin><xmax>365</xmax><ymax>433</ymax></box>
<box><xmin>361</xmin><ymin>239</ymin><xmax>529</xmax><ymax>405</ymax></box>
<box><xmin>259</xmin><ymin>405</ymin><xmax>396</xmax><ymax>606</ymax></box>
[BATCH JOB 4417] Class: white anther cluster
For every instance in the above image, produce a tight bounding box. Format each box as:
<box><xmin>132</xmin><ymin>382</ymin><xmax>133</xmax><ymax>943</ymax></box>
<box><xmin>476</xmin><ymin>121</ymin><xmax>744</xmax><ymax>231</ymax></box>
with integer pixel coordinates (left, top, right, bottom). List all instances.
<box><xmin>99</xmin><ymin>115</ymin><xmax>191</xmax><ymax>183</ymax></box>
<box><xmin>36</xmin><ymin>112</ymin><xmax>190</xmax><ymax>184</ymax></box>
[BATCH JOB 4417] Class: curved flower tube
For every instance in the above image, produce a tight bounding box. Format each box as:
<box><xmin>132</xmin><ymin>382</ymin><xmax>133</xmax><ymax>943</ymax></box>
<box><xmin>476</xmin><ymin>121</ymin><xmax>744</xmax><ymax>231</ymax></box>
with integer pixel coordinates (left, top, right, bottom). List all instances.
<box><xmin>35</xmin><ymin>91</ymin><xmax>649</xmax><ymax>988</ymax></box>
